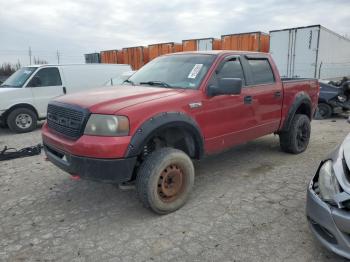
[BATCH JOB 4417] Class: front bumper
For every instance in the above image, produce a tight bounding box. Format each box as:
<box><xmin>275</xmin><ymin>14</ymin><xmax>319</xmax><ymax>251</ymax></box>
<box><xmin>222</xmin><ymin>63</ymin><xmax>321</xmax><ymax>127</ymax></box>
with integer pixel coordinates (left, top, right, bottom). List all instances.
<box><xmin>44</xmin><ymin>142</ymin><xmax>137</xmax><ymax>183</ymax></box>
<box><xmin>306</xmin><ymin>178</ymin><xmax>350</xmax><ymax>259</ymax></box>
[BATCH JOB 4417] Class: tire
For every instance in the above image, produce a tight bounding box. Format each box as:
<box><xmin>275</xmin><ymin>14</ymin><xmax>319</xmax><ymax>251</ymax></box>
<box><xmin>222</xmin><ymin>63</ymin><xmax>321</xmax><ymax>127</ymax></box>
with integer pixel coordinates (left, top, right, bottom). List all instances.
<box><xmin>136</xmin><ymin>147</ymin><xmax>195</xmax><ymax>214</ymax></box>
<box><xmin>0</xmin><ymin>121</ymin><xmax>7</xmax><ymax>128</ymax></box>
<box><xmin>317</xmin><ymin>103</ymin><xmax>333</xmax><ymax>119</ymax></box>
<box><xmin>7</xmin><ymin>108</ymin><xmax>37</xmax><ymax>133</ymax></box>
<box><xmin>279</xmin><ymin>114</ymin><xmax>311</xmax><ymax>154</ymax></box>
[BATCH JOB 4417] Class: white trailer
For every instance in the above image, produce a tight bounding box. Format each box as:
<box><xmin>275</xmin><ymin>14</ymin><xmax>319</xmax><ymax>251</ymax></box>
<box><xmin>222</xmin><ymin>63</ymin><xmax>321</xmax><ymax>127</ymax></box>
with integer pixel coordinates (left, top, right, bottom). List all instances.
<box><xmin>269</xmin><ymin>25</ymin><xmax>350</xmax><ymax>79</ymax></box>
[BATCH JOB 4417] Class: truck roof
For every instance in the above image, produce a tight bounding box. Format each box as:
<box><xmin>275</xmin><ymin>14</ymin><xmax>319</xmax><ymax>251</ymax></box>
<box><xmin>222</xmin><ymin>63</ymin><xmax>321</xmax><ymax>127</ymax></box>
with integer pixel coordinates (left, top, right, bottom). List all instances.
<box><xmin>24</xmin><ymin>64</ymin><xmax>131</xmax><ymax>68</ymax></box>
<box><xmin>165</xmin><ymin>50</ymin><xmax>269</xmax><ymax>56</ymax></box>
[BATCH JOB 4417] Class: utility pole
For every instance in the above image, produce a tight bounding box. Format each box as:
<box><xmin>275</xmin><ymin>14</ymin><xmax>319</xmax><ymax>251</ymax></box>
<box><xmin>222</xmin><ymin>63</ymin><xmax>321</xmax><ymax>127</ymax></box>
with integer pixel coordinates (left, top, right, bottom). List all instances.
<box><xmin>29</xmin><ymin>46</ymin><xmax>32</xmax><ymax>65</ymax></box>
<box><xmin>56</xmin><ymin>50</ymin><xmax>60</xmax><ymax>64</ymax></box>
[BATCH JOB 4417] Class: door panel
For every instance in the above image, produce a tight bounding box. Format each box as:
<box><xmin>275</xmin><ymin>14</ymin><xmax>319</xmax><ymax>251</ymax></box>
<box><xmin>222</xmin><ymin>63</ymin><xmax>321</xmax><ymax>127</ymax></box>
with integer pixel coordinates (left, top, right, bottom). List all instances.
<box><xmin>270</xmin><ymin>30</ymin><xmax>291</xmax><ymax>78</ymax></box>
<box><xmin>28</xmin><ymin>67</ymin><xmax>64</xmax><ymax>118</ymax></box>
<box><xmin>198</xmin><ymin>39</ymin><xmax>213</xmax><ymax>51</ymax></box>
<box><xmin>197</xmin><ymin>57</ymin><xmax>256</xmax><ymax>154</ymax></box>
<box><xmin>293</xmin><ymin>27</ymin><xmax>319</xmax><ymax>78</ymax></box>
<box><xmin>243</xmin><ymin>57</ymin><xmax>283</xmax><ymax>136</ymax></box>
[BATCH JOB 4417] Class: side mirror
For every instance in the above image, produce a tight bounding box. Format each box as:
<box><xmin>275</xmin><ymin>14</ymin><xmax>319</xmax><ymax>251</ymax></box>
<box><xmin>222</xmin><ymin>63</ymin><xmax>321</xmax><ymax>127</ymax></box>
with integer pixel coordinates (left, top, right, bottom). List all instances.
<box><xmin>208</xmin><ymin>78</ymin><xmax>242</xmax><ymax>96</ymax></box>
<box><xmin>27</xmin><ymin>76</ymin><xmax>42</xmax><ymax>87</ymax></box>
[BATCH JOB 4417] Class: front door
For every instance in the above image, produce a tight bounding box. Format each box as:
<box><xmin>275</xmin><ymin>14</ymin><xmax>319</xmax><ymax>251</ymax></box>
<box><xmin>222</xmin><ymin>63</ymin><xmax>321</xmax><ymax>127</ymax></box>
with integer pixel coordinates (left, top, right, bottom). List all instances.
<box><xmin>27</xmin><ymin>67</ymin><xmax>64</xmax><ymax>118</ymax></box>
<box><xmin>197</xmin><ymin>57</ymin><xmax>256</xmax><ymax>154</ymax></box>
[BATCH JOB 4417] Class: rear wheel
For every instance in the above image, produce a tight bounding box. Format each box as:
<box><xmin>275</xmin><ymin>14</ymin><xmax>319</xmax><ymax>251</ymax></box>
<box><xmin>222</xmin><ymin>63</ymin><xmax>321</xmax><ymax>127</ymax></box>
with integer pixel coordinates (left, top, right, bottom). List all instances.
<box><xmin>317</xmin><ymin>103</ymin><xmax>333</xmax><ymax>119</ymax></box>
<box><xmin>7</xmin><ymin>108</ymin><xmax>37</xmax><ymax>133</ymax></box>
<box><xmin>279</xmin><ymin>114</ymin><xmax>311</xmax><ymax>154</ymax></box>
<box><xmin>136</xmin><ymin>147</ymin><xmax>194</xmax><ymax>214</ymax></box>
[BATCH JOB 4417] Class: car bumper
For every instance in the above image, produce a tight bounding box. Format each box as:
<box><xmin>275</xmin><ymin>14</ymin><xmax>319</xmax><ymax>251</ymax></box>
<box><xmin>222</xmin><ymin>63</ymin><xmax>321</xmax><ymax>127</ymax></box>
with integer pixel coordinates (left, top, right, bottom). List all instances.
<box><xmin>306</xmin><ymin>178</ymin><xmax>350</xmax><ymax>259</ymax></box>
<box><xmin>44</xmin><ymin>143</ymin><xmax>137</xmax><ymax>183</ymax></box>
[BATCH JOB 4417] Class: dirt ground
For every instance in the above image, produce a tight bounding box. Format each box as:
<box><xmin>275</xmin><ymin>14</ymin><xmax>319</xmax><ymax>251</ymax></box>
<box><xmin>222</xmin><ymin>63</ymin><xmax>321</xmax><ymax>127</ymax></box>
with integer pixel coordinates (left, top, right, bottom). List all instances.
<box><xmin>0</xmin><ymin>116</ymin><xmax>349</xmax><ymax>261</ymax></box>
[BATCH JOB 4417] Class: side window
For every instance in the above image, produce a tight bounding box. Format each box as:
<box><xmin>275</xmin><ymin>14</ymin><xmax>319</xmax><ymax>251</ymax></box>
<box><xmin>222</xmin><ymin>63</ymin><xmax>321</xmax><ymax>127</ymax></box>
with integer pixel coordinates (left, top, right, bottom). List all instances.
<box><xmin>218</xmin><ymin>59</ymin><xmax>245</xmax><ymax>85</ymax></box>
<box><xmin>29</xmin><ymin>68</ymin><xmax>62</xmax><ymax>87</ymax></box>
<box><xmin>247</xmin><ymin>59</ymin><xmax>275</xmax><ymax>85</ymax></box>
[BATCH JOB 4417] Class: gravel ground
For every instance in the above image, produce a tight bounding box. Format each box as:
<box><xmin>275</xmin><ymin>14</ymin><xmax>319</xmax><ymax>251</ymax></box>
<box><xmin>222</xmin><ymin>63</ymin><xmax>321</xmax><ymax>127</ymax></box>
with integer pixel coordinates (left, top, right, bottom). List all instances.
<box><xmin>0</xmin><ymin>117</ymin><xmax>349</xmax><ymax>262</ymax></box>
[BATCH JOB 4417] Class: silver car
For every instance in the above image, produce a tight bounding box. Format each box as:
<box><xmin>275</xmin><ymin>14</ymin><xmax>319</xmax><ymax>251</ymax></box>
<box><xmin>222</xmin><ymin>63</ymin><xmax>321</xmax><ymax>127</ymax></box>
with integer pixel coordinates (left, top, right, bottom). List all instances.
<box><xmin>307</xmin><ymin>132</ymin><xmax>350</xmax><ymax>258</ymax></box>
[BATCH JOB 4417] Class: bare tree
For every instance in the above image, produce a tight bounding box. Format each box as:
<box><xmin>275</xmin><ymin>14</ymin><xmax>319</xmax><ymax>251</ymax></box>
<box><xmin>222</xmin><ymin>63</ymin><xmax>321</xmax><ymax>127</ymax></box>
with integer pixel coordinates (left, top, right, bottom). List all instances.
<box><xmin>0</xmin><ymin>62</ymin><xmax>21</xmax><ymax>76</ymax></box>
<box><xmin>33</xmin><ymin>57</ymin><xmax>48</xmax><ymax>65</ymax></box>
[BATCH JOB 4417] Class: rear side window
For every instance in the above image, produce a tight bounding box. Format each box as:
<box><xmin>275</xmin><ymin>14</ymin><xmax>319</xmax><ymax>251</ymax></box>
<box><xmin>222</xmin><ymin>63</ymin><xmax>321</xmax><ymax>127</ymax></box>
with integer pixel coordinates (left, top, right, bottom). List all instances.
<box><xmin>247</xmin><ymin>59</ymin><xmax>274</xmax><ymax>85</ymax></box>
<box><xmin>218</xmin><ymin>59</ymin><xmax>245</xmax><ymax>84</ymax></box>
<box><xmin>32</xmin><ymin>68</ymin><xmax>62</xmax><ymax>87</ymax></box>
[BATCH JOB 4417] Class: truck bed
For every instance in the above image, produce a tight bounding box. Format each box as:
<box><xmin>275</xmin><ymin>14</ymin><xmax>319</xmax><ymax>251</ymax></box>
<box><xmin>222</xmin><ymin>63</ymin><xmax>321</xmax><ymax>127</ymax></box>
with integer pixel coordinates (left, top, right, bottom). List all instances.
<box><xmin>279</xmin><ymin>78</ymin><xmax>319</xmax><ymax>130</ymax></box>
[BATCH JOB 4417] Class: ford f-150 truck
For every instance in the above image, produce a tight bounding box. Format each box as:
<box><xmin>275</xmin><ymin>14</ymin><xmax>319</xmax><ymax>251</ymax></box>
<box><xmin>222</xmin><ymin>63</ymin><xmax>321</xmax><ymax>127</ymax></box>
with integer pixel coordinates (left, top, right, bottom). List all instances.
<box><xmin>42</xmin><ymin>51</ymin><xmax>319</xmax><ymax>214</ymax></box>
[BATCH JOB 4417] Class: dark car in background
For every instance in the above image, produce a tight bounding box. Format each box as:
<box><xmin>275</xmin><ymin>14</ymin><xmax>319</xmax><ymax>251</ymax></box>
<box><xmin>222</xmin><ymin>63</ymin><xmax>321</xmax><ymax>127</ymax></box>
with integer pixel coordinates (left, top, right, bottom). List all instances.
<box><xmin>306</xmin><ymin>132</ymin><xmax>350</xmax><ymax>259</ymax></box>
<box><xmin>317</xmin><ymin>79</ymin><xmax>350</xmax><ymax>119</ymax></box>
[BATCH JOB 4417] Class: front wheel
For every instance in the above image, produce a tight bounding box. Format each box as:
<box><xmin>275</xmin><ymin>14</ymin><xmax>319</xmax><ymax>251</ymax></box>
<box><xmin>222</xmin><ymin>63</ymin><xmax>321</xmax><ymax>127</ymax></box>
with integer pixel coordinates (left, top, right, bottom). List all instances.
<box><xmin>317</xmin><ymin>103</ymin><xmax>333</xmax><ymax>119</ymax></box>
<box><xmin>7</xmin><ymin>108</ymin><xmax>37</xmax><ymax>133</ymax></box>
<box><xmin>279</xmin><ymin>114</ymin><xmax>311</xmax><ymax>154</ymax></box>
<box><xmin>136</xmin><ymin>147</ymin><xmax>195</xmax><ymax>214</ymax></box>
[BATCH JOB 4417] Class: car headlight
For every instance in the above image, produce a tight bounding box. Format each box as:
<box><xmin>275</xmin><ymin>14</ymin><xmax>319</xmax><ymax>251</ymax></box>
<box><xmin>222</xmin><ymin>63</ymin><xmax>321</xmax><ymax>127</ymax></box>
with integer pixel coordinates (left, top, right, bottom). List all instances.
<box><xmin>84</xmin><ymin>114</ymin><xmax>129</xmax><ymax>136</ymax></box>
<box><xmin>338</xmin><ymin>95</ymin><xmax>347</xmax><ymax>102</ymax></box>
<box><xmin>318</xmin><ymin>160</ymin><xmax>340</xmax><ymax>204</ymax></box>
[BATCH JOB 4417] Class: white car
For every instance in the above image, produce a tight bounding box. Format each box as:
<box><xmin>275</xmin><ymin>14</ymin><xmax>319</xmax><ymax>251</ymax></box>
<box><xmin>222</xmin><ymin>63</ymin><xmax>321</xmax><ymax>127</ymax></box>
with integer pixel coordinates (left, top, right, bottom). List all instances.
<box><xmin>0</xmin><ymin>64</ymin><xmax>132</xmax><ymax>133</ymax></box>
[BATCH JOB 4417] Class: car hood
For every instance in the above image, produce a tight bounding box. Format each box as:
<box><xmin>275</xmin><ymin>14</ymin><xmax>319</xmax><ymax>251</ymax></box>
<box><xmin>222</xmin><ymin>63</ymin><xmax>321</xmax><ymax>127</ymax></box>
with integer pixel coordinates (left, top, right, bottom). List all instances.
<box><xmin>54</xmin><ymin>86</ymin><xmax>185</xmax><ymax>114</ymax></box>
<box><xmin>0</xmin><ymin>87</ymin><xmax>21</xmax><ymax>93</ymax></box>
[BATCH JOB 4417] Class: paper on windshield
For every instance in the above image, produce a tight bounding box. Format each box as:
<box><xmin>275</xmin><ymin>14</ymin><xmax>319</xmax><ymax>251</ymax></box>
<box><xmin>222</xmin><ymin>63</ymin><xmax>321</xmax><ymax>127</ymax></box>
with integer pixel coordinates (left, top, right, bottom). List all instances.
<box><xmin>188</xmin><ymin>64</ymin><xmax>203</xmax><ymax>79</ymax></box>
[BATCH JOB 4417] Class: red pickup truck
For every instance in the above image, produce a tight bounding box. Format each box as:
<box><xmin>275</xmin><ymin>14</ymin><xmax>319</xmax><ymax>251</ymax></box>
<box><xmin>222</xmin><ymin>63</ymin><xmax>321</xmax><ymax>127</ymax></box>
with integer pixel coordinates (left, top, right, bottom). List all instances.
<box><xmin>42</xmin><ymin>51</ymin><xmax>319</xmax><ymax>214</ymax></box>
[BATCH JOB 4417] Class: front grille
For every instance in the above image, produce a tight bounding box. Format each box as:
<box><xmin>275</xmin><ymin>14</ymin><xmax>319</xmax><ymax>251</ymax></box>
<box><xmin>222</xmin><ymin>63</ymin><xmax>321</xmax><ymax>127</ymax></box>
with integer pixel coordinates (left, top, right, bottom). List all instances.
<box><xmin>47</xmin><ymin>102</ymin><xmax>89</xmax><ymax>140</ymax></box>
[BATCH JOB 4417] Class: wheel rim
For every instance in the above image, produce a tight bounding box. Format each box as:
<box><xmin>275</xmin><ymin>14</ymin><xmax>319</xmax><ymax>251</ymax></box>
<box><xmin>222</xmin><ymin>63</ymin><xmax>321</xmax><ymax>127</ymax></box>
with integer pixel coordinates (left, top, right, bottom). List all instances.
<box><xmin>15</xmin><ymin>113</ymin><xmax>33</xmax><ymax>129</ymax></box>
<box><xmin>157</xmin><ymin>164</ymin><xmax>185</xmax><ymax>203</ymax></box>
<box><xmin>296</xmin><ymin>121</ymin><xmax>309</xmax><ymax>150</ymax></box>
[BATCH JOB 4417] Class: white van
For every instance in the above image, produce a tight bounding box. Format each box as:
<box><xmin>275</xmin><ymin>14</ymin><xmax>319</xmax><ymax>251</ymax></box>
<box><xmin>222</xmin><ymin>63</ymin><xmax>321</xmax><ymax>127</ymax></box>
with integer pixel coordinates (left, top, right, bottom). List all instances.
<box><xmin>0</xmin><ymin>64</ymin><xmax>132</xmax><ymax>133</ymax></box>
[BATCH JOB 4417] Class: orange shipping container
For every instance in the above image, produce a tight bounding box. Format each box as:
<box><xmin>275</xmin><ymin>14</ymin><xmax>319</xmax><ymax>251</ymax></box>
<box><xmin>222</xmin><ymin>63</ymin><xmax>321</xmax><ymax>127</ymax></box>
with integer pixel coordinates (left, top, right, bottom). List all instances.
<box><xmin>122</xmin><ymin>46</ymin><xmax>149</xmax><ymax>70</ymax></box>
<box><xmin>148</xmin><ymin>42</ymin><xmax>183</xmax><ymax>60</ymax></box>
<box><xmin>182</xmin><ymin>38</ymin><xmax>222</xmax><ymax>51</ymax></box>
<box><xmin>221</xmin><ymin>32</ymin><xmax>270</xmax><ymax>52</ymax></box>
<box><xmin>100</xmin><ymin>50</ymin><xmax>122</xmax><ymax>64</ymax></box>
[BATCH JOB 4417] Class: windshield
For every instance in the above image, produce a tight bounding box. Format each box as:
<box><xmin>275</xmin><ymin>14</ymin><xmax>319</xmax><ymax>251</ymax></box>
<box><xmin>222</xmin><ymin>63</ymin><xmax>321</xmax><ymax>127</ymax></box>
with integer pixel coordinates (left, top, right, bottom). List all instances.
<box><xmin>1</xmin><ymin>67</ymin><xmax>37</xmax><ymax>88</ymax></box>
<box><xmin>125</xmin><ymin>54</ymin><xmax>216</xmax><ymax>89</ymax></box>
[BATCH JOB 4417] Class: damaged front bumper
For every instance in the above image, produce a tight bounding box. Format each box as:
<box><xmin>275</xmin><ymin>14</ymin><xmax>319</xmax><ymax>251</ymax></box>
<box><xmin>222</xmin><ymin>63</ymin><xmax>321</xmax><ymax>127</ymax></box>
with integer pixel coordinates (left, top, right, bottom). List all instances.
<box><xmin>307</xmin><ymin>173</ymin><xmax>350</xmax><ymax>259</ymax></box>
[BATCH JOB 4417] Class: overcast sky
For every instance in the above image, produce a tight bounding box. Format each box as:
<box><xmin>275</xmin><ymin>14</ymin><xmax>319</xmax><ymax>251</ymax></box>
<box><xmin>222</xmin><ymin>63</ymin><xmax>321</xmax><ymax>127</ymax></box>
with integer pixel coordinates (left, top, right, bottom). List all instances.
<box><xmin>0</xmin><ymin>0</ymin><xmax>349</xmax><ymax>65</ymax></box>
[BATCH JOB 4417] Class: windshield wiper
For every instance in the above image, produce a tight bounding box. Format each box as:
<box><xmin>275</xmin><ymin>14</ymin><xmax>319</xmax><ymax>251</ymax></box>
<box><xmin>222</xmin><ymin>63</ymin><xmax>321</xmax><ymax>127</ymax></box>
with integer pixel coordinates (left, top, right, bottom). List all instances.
<box><xmin>139</xmin><ymin>81</ymin><xmax>172</xmax><ymax>88</ymax></box>
<box><xmin>123</xmin><ymin>79</ymin><xmax>135</xmax><ymax>86</ymax></box>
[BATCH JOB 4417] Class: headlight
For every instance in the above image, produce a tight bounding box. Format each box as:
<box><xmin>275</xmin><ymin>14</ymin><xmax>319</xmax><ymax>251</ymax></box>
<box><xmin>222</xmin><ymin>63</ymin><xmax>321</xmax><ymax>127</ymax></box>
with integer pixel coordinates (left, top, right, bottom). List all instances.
<box><xmin>338</xmin><ymin>95</ymin><xmax>347</xmax><ymax>102</ymax></box>
<box><xmin>84</xmin><ymin>114</ymin><xmax>129</xmax><ymax>136</ymax></box>
<box><xmin>318</xmin><ymin>160</ymin><xmax>340</xmax><ymax>204</ymax></box>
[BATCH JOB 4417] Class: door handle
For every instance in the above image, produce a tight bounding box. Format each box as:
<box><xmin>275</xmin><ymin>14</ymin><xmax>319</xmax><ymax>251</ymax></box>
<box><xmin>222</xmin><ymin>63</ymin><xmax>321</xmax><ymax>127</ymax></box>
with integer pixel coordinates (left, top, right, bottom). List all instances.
<box><xmin>63</xmin><ymin>86</ymin><xmax>67</xmax><ymax>94</ymax></box>
<box><xmin>244</xmin><ymin>96</ymin><xmax>253</xmax><ymax>104</ymax></box>
<box><xmin>274</xmin><ymin>91</ymin><xmax>281</xmax><ymax>98</ymax></box>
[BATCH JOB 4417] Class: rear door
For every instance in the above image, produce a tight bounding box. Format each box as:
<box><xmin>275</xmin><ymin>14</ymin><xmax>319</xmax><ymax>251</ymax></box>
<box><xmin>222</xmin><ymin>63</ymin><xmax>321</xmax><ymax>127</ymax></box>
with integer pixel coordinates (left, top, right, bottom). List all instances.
<box><xmin>241</xmin><ymin>56</ymin><xmax>283</xmax><ymax>136</ymax></box>
<box><xmin>293</xmin><ymin>26</ymin><xmax>319</xmax><ymax>78</ymax></box>
<box><xmin>269</xmin><ymin>30</ymin><xmax>292</xmax><ymax>78</ymax></box>
<box><xmin>27</xmin><ymin>67</ymin><xmax>64</xmax><ymax>117</ymax></box>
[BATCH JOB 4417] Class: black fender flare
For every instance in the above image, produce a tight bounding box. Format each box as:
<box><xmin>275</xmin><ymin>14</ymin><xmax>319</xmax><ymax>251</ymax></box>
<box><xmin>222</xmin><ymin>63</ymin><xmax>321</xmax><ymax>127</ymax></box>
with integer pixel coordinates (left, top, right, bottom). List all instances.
<box><xmin>125</xmin><ymin>112</ymin><xmax>204</xmax><ymax>159</ymax></box>
<box><xmin>281</xmin><ymin>92</ymin><xmax>312</xmax><ymax>132</ymax></box>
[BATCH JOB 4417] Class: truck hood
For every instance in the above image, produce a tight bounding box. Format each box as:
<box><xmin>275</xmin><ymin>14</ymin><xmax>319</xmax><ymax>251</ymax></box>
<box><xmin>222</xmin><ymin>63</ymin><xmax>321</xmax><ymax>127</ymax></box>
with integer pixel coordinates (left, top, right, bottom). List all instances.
<box><xmin>54</xmin><ymin>86</ymin><xmax>185</xmax><ymax>114</ymax></box>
